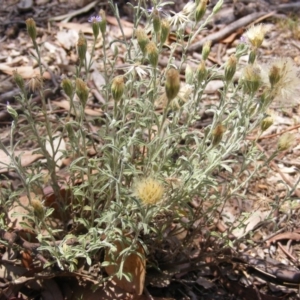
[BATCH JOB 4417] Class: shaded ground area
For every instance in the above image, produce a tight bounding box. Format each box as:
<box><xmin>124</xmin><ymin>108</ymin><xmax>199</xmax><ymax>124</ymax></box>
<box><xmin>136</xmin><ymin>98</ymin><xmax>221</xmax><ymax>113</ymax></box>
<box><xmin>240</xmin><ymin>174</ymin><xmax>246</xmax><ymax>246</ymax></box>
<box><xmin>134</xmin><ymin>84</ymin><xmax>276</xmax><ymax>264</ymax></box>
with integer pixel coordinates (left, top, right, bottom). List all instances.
<box><xmin>1</xmin><ymin>0</ymin><xmax>300</xmax><ymax>299</ymax></box>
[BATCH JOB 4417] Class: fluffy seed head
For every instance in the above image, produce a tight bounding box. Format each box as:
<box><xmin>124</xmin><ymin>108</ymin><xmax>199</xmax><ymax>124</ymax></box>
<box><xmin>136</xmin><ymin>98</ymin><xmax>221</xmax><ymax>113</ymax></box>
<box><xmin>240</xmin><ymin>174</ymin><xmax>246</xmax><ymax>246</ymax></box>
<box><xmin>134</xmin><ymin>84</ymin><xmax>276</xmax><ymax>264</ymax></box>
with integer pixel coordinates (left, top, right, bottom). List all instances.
<box><xmin>133</xmin><ymin>177</ymin><xmax>164</xmax><ymax>205</ymax></box>
<box><xmin>265</xmin><ymin>58</ymin><xmax>300</xmax><ymax>105</ymax></box>
<box><xmin>278</xmin><ymin>132</ymin><xmax>294</xmax><ymax>151</ymax></box>
<box><xmin>241</xmin><ymin>64</ymin><xmax>262</xmax><ymax>94</ymax></box>
<box><xmin>246</xmin><ymin>24</ymin><xmax>268</xmax><ymax>49</ymax></box>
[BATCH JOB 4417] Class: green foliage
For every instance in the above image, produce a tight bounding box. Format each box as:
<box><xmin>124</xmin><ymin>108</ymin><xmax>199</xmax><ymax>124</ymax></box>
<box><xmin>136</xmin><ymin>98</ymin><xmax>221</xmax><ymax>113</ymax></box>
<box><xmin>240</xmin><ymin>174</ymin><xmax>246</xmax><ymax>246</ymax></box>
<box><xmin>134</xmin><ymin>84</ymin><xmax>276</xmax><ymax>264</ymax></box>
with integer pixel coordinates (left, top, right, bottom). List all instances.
<box><xmin>0</xmin><ymin>0</ymin><xmax>298</xmax><ymax>284</ymax></box>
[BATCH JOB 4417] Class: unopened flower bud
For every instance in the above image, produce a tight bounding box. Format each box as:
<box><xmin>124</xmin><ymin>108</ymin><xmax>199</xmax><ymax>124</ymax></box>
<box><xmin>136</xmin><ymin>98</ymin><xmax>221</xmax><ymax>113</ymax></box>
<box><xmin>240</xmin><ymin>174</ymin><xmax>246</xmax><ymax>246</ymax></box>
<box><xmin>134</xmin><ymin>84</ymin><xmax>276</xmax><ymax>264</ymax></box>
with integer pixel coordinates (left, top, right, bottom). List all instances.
<box><xmin>111</xmin><ymin>76</ymin><xmax>124</xmax><ymax>102</ymax></box>
<box><xmin>146</xmin><ymin>41</ymin><xmax>159</xmax><ymax>67</ymax></box>
<box><xmin>261</xmin><ymin>115</ymin><xmax>273</xmax><ymax>131</ymax></box>
<box><xmin>99</xmin><ymin>10</ymin><xmax>107</xmax><ymax>36</ymax></box>
<box><xmin>136</xmin><ymin>28</ymin><xmax>149</xmax><ymax>54</ymax></box>
<box><xmin>241</xmin><ymin>65</ymin><xmax>262</xmax><ymax>94</ymax></box>
<box><xmin>248</xmin><ymin>49</ymin><xmax>257</xmax><ymax>64</ymax></box>
<box><xmin>278</xmin><ymin>132</ymin><xmax>294</xmax><ymax>151</ymax></box>
<box><xmin>7</xmin><ymin>103</ymin><xmax>18</xmax><ymax>119</ymax></box>
<box><xmin>212</xmin><ymin>124</ymin><xmax>225</xmax><ymax>146</ymax></box>
<box><xmin>152</xmin><ymin>9</ymin><xmax>161</xmax><ymax>33</ymax></box>
<box><xmin>213</xmin><ymin>0</ymin><xmax>223</xmax><ymax>14</ymax></box>
<box><xmin>31</xmin><ymin>198</ymin><xmax>44</xmax><ymax>220</ymax></box>
<box><xmin>75</xmin><ymin>78</ymin><xmax>89</xmax><ymax>107</ymax></box>
<box><xmin>224</xmin><ymin>54</ymin><xmax>237</xmax><ymax>83</ymax></box>
<box><xmin>269</xmin><ymin>65</ymin><xmax>281</xmax><ymax>88</ymax></box>
<box><xmin>61</xmin><ymin>78</ymin><xmax>74</xmax><ymax>98</ymax></box>
<box><xmin>197</xmin><ymin>60</ymin><xmax>207</xmax><ymax>83</ymax></box>
<box><xmin>195</xmin><ymin>0</ymin><xmax>207</xmax><ymax>23</ymax></box>
<box><xmin>77</xmin><ymin>31</ymin><xmax>87</xmax><ymax>63</ymax></box>
<box><xmin>202</xmin><ymin>40</ymin><xmax>211</xmax><ymax>61</ymax></box>
<box><xmin>13</xmin><ymin>70</ymin><xmax>25</xmax><ymax>91</ymax></box>
<box><xmin>165</xmin><ymin>68</ymin><xmax>180</xmax><ymax>102</ymax></box>
<box><xmin>65</xmin><ymin>122</ymin><xmax>77</xmax><ymax>144</ymax></box>
<box><xmin>160</xmin><ymin>19</ymin><xmax>170</xmax><ymax>45</ymax></box>
<box><xmin>185</xmin><ymin>64</ymin><xmax>193</xmax><ymax>84</ymax></box>
<box><xmin>26</xmin><ymin>18</ymin><xmax>37</xmax><ymax>41</ymax></box>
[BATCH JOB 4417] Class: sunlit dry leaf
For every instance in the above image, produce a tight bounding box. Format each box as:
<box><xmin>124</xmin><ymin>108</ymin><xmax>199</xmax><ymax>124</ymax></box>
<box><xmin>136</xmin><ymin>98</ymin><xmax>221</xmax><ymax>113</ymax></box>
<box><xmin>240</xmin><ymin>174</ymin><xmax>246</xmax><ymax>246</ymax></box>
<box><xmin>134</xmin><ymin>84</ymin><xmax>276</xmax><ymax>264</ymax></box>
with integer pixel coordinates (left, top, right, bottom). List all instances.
<box><xmin>7</xmin><ymin>194</ymin><xmax>34</xmax><ymax>231</ymax></box>
<box><xmin>0</xmin><ymin>149</ymin><xmax>43</xmax><ymax>174</ymax></box>
<box><xmin>105</xmin><ymin>237</ymin><xmax>146</xmax><ymax>296</ymax></box>
<box><xmin>0</xmin><ymin>64</ymin><xmax>51</xmax><ymax>79</ymax></box>
<box><xmin>57</xmin><ymin>22</ymin><xmax>93</xmax><ymax>35</ymax></box>
<box><xmin>56</xmin><ymin>29</ymin><xmax>79</xmax><ymax>50</ymax></box>
<box><xmin>44</xmin><ymin>133</ymin><xmax>66</xmax><ymax>171</ymax></box>
<box><xmin>52</xmin><ymin>99</ymin><xmax>103</xmax><ymax>116</ymax></box>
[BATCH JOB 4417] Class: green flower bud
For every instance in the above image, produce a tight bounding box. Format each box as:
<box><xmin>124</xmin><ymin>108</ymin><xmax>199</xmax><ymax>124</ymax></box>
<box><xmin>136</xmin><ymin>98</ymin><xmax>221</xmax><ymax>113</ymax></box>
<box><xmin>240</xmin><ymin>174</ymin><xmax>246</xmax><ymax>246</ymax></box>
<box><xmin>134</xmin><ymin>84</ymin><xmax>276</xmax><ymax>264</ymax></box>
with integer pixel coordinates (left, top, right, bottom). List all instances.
<box><xmin>248</xmin><ymin>49</ymin><xmax>257</xmax><ymax>64</ymax></box>
<box><xmin>111</xmin><ymin>76</ymin><xmax>125</xmax><ymax>102</ymax></box>
<box><xmin>197</xmin><ymin>60</ymin><xmax>207</xmax><ymax>83</ymax></box>
<box><xmin>152</xmin><ymin>9</ymin><xmax>161</xmax><ymax>34</ymax></box>
<box><xmin>77</xmin><ymin>31</ymin><xmax>87</xmax><ymax>63</ymax></box>
<box><xmin>13</xmin><ymin>70</ymin><xmax>25</xmax><ymax>91</ymax></box>
<box><xmin>224</xmin><ymin>55</ymin><xmax>237</xmax><ymax>83</ymax></box>
<box><xmin>185</xmin><ymin>64</ymin><xmax>194</xmax><ymax>84</ymax></box>
<box><xmin>61</xmin><ymin>78</ymin><xmax>74</xmax><ymax>98</ymax></box>
<box><xmin>75</xmin><ymin>78</ymin><xmax>89</xmax><ymax>107</ymax></box>
<box><xmin>202</xmin><ymin>40</ymin><xmax>211</xmax><ymax>61</ymax></box>
<box><xmin>165</xmin><ymin>68</ymin><xmax>180</xmax><ymax>102</ymax></box>
<box><xmin>7</xmin><ymin>103</ymin><xmax>18</xmax><ymax>120</ymax></box>
<box><xmin>195</xmin><ymin>0</ymin><xmax>207</xmax><ymax>23</ymax></box>
<box><xmin>25</xmin><ymin>18</ymin><xmax>37</xmax><ymax>41</ymax></box>
<box><xmin>99</xmin><ymin>10</ymin><xmax>107</xmax><ymax>36</ymax></box>
<box><xmin>160</xmin><ymin>19</ymin><xmax>170</xmax><ymax>45</ymax></box>
<box><xmin>136</xmin><ymin>28</ymin><xmax>149</xmax><ymax>54</ymax></box>
<box><xmin>146</xmin><ymin>41</ymin><xmax>159</xmax><ymax>67</ymax></box>
<box><xmin>261</xmin><ymin>115</ymin><xmax>273</xmax><ymax>131</ymax></box>
<box><xmin>212</xmin><ymin>124</ymin><xmax>225</xmax><ymax>146</ymax></box>
<box><xmin>213</xmin><ymin>0</ymin><xmax>223</xmax><ymax>14</ymax></box>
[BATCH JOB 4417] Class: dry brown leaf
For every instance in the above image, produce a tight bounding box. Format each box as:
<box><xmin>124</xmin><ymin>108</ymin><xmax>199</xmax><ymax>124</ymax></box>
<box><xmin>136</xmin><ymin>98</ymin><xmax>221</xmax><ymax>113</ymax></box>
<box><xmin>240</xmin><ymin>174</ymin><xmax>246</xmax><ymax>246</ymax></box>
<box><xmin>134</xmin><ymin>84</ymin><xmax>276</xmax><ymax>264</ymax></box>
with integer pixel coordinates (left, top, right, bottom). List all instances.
<box><xmin>0</xmin><ymin>64</ymin><xmax>51</xmax><ymax>79</ymax></box>
<box><xmin>7</xmin><ymin>194</ymin><xmax>34</xmax><ymax>231</ymax></box>
<box><xmin>52</xmin><ymin>99</ymin><xmax>103</xmax><ymax>116</ymax></box>
<box><xmin>105</xmin><ymin>236</ymin><xmax>146</xmax><ymax>296</ymax></box>
<box><xmin>57</xmin><ymin>22</ymin><xmax>93</xmax><ymax>35</ymax></box>
<box><xmin>0</xmin><ymin>149</ymin><xmax>44</xmax><ymax>174</ymax></box>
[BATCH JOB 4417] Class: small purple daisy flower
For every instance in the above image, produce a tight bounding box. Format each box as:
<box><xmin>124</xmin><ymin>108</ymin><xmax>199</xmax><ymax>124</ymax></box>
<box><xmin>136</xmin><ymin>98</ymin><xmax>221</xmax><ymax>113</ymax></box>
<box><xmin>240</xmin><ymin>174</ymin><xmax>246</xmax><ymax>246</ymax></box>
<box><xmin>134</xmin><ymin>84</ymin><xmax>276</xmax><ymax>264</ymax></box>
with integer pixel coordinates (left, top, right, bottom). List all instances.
<box><xmin>88</xmin><ymin>16</ymin><xmax>102</xmax><ymax>23</ymax></box>
<box><xmin>147</xmin><ymin>7</ymin><xmax>163</xmax><ymax>14</ymax></box>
